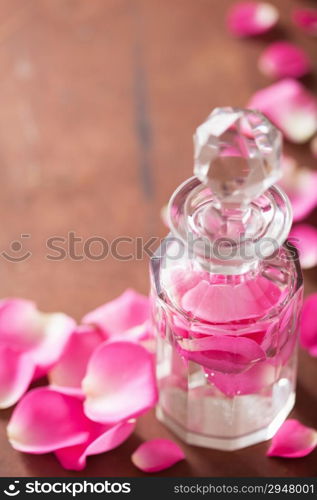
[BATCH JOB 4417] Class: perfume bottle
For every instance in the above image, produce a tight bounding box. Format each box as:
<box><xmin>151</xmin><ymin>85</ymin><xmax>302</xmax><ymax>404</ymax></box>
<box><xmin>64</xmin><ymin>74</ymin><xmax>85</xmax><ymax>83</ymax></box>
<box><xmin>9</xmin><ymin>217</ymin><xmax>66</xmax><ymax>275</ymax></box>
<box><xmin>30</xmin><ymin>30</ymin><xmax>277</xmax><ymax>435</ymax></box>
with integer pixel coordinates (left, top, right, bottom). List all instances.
<box><xmin>150</xmin><ymin>108</ymin><xmax>303</xmax><ymax>451</ymax></box>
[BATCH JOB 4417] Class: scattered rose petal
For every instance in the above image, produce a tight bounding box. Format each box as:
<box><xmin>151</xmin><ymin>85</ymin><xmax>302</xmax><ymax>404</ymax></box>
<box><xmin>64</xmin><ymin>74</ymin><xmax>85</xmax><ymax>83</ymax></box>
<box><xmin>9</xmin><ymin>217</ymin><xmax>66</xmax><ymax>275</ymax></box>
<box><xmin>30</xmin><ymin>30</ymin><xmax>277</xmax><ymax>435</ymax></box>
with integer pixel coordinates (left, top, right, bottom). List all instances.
<box><xmin>55</xmin><ymin>420</ymin><xmax>136</xmax><ymax>471</ymax></box>
<box><xmin>0</xmin><ymin>298</ymin><xmax>75</xmax><ymax>367</ymax></box>
<box><xmin>258</xmin><ymin>41</ymin><xmax>311</xmax><ymax>79</ymax></box>
<box><xmin>82</xmin><ymin>289</ymin><xmax>150</xmax><ymax>339</ymax></box>
<box><xmin>279</xmin><ymin>156</ymin><xmax>317</xmax><ymax>222</ymax></box>
<box><xmin>0</xmin><ymin>346</ymin><xmax>35</xmax><ymax>409</ymax></box>
<box><xmin>300</xmin><ymin>293</ymin><xmax>317</xmax><ymax>356</ymax></box>
<box><xmin>293</xmin><ymin>9</ymin><xmax>317</xmax><ymax>36</ymax></box>
<box><xmin>83</xmin><ymin>341</ymin><xmax>157</xmax><ymax>424</ymax></box>
<box><xmin>248</xmin><ymin>79</ymin><xmax>317</xmax><ymax>143</ymax></box>
<box><xmin>131</xmin><ymin>439</ymin><xmax>185</xmax><ymax>473</ymax></box>
<box><xmin>289</xmin><ymin>224</ymin><xmax>317</xmax><ymax>269</ymax></box>
<box><xmin>7</xmin><ymin>388</ymin><xmax>90</xmax><ymax>453</ymax></box>
<box><xmin>0</xmin><ymin>299</ymin><xmax>44</xmax><ymax>351</ymax></box>
<box><xmin>227</xmin><ymin>2</ymin><xmax>279</xmax><ymax>37</ymax></box>
<box><xmin>117</xmin><ymin>320</ymin><xmax>151</xmax><ymax>342</ymax></box>
<box><xmin>0</xmin><ymin>299</ymin><xmax>75</xmax><ymax>407</ymax></box>
<box><xmin>178</xmin><ymin>335</ymin><xmax>266</xmax><ymax>373</ymax></box>
<box><xmin>7</xmin><ymin>387</ymin><xmax>136</xmax><ymax>471</ymax></box>
<box><xmin>29</xmin><ymin>312</ymin><xmax>76</xmax><ymax>371</ymax></box>
<box><xmin>48</xmin><ymin>325</ymin><xmax>105</xmax><ymax>394</ymax></box>
<box><xmin>119</xmin><ymin>321</ymin><xmax>155</xmax><ymax>353</ymax></box>
<box><xmin>267</xmin><ymin>419</ymin><xmax>317</xmax><ymax>457</ymax></box>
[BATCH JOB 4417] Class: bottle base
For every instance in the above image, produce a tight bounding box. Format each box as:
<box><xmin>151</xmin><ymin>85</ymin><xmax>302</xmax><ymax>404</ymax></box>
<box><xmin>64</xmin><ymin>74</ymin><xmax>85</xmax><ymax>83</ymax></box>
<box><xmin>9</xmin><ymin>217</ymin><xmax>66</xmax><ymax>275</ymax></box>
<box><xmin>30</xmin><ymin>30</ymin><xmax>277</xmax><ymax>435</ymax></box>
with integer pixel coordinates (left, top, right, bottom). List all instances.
<box><xmin>156</xmin><ymin>392</ymin><xmax>295</xmax><ymax>451</ymax></box>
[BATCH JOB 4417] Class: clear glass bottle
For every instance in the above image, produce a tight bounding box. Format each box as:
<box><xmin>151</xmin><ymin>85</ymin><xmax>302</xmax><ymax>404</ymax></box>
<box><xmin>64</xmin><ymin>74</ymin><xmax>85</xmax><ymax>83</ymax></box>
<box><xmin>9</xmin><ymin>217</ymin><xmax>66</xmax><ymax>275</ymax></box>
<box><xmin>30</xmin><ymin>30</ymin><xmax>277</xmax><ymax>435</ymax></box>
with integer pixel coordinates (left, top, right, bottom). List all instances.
<box><xmin>150</xmin><ymin>108</ymin><xmax>303</xmax><ymax>451</ymax></box>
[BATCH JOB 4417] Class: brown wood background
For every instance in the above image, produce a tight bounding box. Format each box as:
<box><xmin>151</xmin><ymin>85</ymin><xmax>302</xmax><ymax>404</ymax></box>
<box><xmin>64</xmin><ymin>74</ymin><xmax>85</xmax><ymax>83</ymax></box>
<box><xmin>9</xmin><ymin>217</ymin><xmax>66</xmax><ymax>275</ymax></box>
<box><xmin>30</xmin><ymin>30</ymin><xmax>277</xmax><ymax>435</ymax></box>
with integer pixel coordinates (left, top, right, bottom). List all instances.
<box><xmin>0</xmin><ymin>0</ymin><xmax>316</xmax><ymax>477</ymax></box>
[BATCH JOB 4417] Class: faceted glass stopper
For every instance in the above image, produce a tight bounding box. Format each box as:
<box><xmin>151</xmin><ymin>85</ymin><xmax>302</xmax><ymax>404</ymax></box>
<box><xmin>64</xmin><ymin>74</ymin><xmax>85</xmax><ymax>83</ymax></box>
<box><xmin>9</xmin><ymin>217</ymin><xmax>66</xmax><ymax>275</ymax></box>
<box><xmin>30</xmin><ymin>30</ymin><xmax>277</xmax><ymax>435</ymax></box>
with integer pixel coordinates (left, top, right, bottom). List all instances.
<box><xmin>194</xmin><ymin>107</ymin><xmax>282</xmax><ymax>207</ymax></box>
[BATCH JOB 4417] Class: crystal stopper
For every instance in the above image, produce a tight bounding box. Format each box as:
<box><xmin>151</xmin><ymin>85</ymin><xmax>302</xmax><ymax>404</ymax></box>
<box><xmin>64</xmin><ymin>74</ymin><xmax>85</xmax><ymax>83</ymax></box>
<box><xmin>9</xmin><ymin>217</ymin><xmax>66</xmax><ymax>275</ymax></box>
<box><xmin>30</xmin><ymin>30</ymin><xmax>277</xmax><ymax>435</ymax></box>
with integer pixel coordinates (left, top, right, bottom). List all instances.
<box><xmin>194</xmin><ymin>107</ymin><xmax>282</xmax><ymax>207</ymax></box>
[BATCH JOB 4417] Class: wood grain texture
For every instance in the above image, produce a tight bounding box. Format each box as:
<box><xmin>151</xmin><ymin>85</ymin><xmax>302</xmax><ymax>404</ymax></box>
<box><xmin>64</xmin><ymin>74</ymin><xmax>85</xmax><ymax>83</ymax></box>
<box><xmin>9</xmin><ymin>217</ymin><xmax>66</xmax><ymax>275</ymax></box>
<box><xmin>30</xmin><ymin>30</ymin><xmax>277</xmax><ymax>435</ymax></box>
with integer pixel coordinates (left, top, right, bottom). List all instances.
<box><xmin>0</xmin><ymin>0</ymin><xmax>316</xmax><ymax>477</ymax></box>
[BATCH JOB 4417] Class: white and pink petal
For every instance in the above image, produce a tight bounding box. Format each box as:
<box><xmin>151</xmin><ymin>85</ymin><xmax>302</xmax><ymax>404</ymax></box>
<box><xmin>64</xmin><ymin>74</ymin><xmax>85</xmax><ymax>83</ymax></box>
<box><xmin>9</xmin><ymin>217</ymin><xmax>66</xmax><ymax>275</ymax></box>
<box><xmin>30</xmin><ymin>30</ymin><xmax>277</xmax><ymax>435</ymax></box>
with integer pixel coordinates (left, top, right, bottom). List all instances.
<box><xmin>267</xmin><ymin>419</ymin><xmax>317</xmax><ymax>458</ymax></box>
<box><xmin>119</xmin><ymin>321</ymin><xmax>155</xmax><ymax>353</ymax></box>
<box><xmin>7</xmin><ymin>388</ymin><xmax>90</xmax><ymax>453</ymax></box>
<box><xmin>0</xmin><ymin>299</ymin><xmax>44</xmax><ymax>351</ymax></box>
<box><xmin>289</xmin><ymin>224</ymin><xmax>317</xmax><ymax>269</ymax></box>
<box><xmin>0</xmin><ymin>346</ymin><xmax>35</xmax><ymax>409</ymax></box>
<box><xmin>82</xmin><ymin>341</ymin><xmax>157</xmax><ymax>424</ymax></box>
<box><xmin>49</xmin><ymin>325</ymin><xmax>104</xmax><ymax>393</ymax></box>
<box><xmin>82</xmin><ymin>289</ymin><xmax>150</xmax><ymax>338</ymax></box>
<box><xmin>131</xmin><ymin>439</ymin><xmax>185</xmax><ymax>473</ymax></box>
<box><xmin>292</xmin><ymin>9</ymin><xmax>317</xmax><ymax>36</ymax></box>
<box><xmin>178</xmin><ymin>335</ymin><xmax>266</xmax><ymax>373</ymax></box>
<box><xmin>248</xmin><ymin>79</ymin><xmax>317</xmax><ymax>143</ymax></box>
<box><xmin>29</xmin><ymin>312</ymin><xmax>76</xmax><ymax>371</ymax></box>
<box><xmin>279</xmin><ymin>157</ymin><xmax>317</xmax><ymax>222</ymax></box>
<box><xmin>227</xmin><ymin>2</ymin><xmax>279</xmax><ymax>37</ymax></box>
<box><xmin>0</xmin><ymin>298</ymin><xmax>75</xmax><ymax>373</ymax></box>
<box><xmin>210</xmin><ymin>361</ymin><xmax>277</xmax><ymax>397</ymax></box>
<box><xmin>55</xmin><ymin>420</ymin><xmax>136</xmax><ymax>471</ymax></box>
<box><xmin>181</xmin><ymin>277</ymin><xmax>281</xmax><ymax>323</ymax></box>
<box><xmin>258</xmin><ymin>42</ymin><xmax>311</xmax><ymax>79</ymax></box>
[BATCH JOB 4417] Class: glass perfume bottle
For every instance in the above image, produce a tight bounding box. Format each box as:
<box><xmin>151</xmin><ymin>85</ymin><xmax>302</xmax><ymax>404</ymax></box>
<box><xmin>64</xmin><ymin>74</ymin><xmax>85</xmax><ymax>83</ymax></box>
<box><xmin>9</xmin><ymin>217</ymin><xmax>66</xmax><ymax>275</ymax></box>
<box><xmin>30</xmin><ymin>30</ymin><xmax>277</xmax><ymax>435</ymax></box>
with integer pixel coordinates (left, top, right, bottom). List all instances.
<box><xmin>150</xmin><ymin>108</ymin><xmax>303</xmax><ymax>451</ymax></box>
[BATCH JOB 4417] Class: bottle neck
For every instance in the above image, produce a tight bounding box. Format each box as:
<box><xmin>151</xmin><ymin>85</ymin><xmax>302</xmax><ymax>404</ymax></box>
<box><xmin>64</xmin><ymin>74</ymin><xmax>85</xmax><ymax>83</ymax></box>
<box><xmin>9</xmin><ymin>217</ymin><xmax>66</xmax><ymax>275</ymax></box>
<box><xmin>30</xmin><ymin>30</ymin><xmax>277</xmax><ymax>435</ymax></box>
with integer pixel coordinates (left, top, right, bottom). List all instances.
<box><xmin>168</xmin><ymin>177</ymin><xmax>292</xmax><ymax>276</ymax></box>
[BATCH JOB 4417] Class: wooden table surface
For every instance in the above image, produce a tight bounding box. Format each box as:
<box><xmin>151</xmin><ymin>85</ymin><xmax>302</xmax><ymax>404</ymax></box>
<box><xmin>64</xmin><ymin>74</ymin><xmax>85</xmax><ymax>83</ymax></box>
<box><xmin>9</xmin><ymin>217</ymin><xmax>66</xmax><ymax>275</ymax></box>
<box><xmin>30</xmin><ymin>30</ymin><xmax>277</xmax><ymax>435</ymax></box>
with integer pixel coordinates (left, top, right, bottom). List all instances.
<box><xmin>0</xmin><ymin>0</ymin><xmax>316</xmax><ymax>477</ymax></box>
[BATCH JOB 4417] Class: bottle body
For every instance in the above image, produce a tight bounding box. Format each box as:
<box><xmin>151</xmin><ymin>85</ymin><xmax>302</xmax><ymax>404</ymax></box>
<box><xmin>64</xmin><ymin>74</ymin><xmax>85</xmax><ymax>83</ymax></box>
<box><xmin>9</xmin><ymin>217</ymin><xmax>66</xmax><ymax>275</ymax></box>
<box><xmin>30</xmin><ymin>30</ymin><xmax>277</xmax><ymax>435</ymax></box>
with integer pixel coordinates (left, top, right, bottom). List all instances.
<box><xmin>150</xmin><ymin>239</ymin><xmax>303</xmax><ymax>450</ymax></box>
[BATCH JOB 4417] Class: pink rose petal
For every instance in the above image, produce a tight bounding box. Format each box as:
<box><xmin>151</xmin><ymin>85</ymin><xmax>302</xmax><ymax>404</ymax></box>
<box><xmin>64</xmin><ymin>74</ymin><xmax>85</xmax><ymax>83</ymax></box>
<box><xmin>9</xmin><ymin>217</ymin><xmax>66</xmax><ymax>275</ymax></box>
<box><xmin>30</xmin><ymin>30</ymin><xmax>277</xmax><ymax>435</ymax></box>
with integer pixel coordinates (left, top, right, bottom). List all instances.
<box><xmin>0</xmin><ymin>346</ymin><xmax>35</xmax><ymax>409</ymax></box>
<box><xmin>0</xmin><ymin>299</ymin><xmax>75</xmax><ymax>405</ymax></box>
<box><xmin>289</xmin><ymin>224</ymin><xmax>317</xmax><ymax>269</ymax></box>
<box><xmin>82</xmin><ymin>341</ymin><xmax>157</xmax><ymax>424</ymax></box>
<box><xmin>300</xmin><ymin>293</ymin><xmax>317</xmax><ymax>356</ymax></box>
<box><xmin>0</xmin><ymin>299</ymin><xmax>43</xmax><ymax>351</ymax></box>
<box><xmin>82</xmin><ymin>289</ymin><xmax>150</xmax><ymax>339</ymax></box>
<box><xmin>279</xmin><ymin>156</ymin><xmax>317</xmax><ymax>222</ymax></box>
<box><xmin>55</xmin><ymin>420</ymin><xmax>136</xmax><ymax>471</ymax></box>
<box><xmin>293</xmin><ymin>9</ymin><xmax>317</xmax><ymax>36</ymax></box>
<box><xmin>131</xmin><ymin>439</ymin><xmax>185</xmax><ymax>473</ymax></box>
<box><xmin>181</xmin><ymin>277</ymin><xmax>281</xmax><ymax>323</ymax></box>
<box><xmin>49</xmin><ymin>325</ymin><xmax>104</xmax><ymax>393</ymax></box>
<box><xmin>119</xmin><ymin>321</ymin><xmax>155</xmax><ymax>353</ymax></box>
<box><xmin>0</xmin><ymin>298</ymin><xmax>75</xmax><ymax>367</ymax></box>
<box><xmin>211</xmin><ymin>361</ymin><xmax>277</xmax><ymax>396</ymax></box>
<box><xmin>163</xmin><ymin>267</ymin><xmax>208</xmax><ymax>303</ymax></box>
<box><xmin>267</xmin><ymin>419</ymin><xmax>317</xmax><ymax>457</ymax></box>
<box><xmin>241</xmin><ymin>321</ymin><xmax>278</xmax><ymax>353</ymax></box>
<box><xmin>29</xmin><ymin>312</ymin><xmax>76</xmax><ymax>371</ymax></box>
<box><xmin>248</xmin><ymin>79</ymin><xmax>317</xmax><ymax>143</ymax></box>
<box><xmin>227</xmin><ymin>2</ymin><xmax>279</xmax><ymax>37</ymax></box>
<box><xmin>7</xmin><ymin>386</ymin><xmax>136</xmax><ymax>471</ymax></box>
<box><xmin>258</xmin><ymin>42</ymin><xmax>311</xmax><ymax>79</ymax></box>
<box><xmin>118</xmin><ymin>320</ymin><xmax>152</xmax><ymax>342</ymax></box>
<box><xmin>7</xmin><ymin>388</ymin><xmax>90</xmax><ymax>453</ymax></box>
<box><xmin>178</xmin><ymin>335</ymin><xmax>266</xmax><ymax>373</ymax></box>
